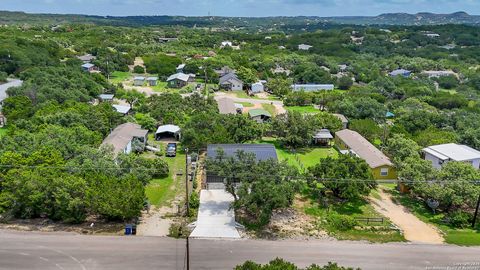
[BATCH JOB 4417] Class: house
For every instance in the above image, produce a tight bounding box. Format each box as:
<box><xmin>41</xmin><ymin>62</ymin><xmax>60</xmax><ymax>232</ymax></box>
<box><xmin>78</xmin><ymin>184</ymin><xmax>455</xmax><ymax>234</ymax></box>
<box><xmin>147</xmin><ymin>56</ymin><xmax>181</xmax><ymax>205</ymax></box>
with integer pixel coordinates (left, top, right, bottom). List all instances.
<box><xmin>167</xmin><ymin>73</ymin><xmax>191</xmax><ymax>88</ymax></box>
<box><xmin>389</xmin><ymin>69</ymin><xmax>411</xmax><ymax>77</ymax></box>
<box><xmin>155</xmin><ymin>124</ymin><xmax>181</xmax><ymax>141</ymax></box>
<box><xmin>313</xmin><ymin>129</ymin><xmax>333</xmax><ymax>146</ymax></box>
<box><xmin>335</xmin><ymin>129</ymin><xmax>396</xmax><ymax>180</ymax></box>
<box><xmin>219</xmin><ymin>73</ymin><xmax>243</xmax><ymax>91</ymax></box>
<box><xmin>147</xmin><ymin>77</ymin><xmax>158</xmax><ymax>86</ymax></box>
<box><xmin>112</xmin><ymin>104</ymin><xmax>131</xmax><ymax>116</ymax></box>
<box><xmin>77</xmin><ymin>54</ymin><xmax>96</xmax><ymax>63</ymax></box>
<box><xmin>422</xmin><ymin>70</ymin><xmax>457</xmax><ymax>78</ymax></box>
<box><xmin>251</xmin><ymin>81</ymin><xmax>265</xmax><ymax>94</ymax></box>
<box><xmin>217</xmin><ymin>98</ymin><xmax>240</xmax><ymax>115</ymax></box>
<box><xmin>422</xmin><ymin>143</ymin><xmax>480</xmax><ymax>169</ymax></box>
<box><xmin>206</xmin><ymin>144</ymin><xmax>278</xmax><ymax>187</ymax></box>
<box><xmin>176</xmin><ymin>64</ymin><xmax>186</xmax><ymax>73</ymax></box>
<box><xmin>81</xmin><ymin>63</ymin><xmax>97</xmax><ymax>73</ymax></box>
<box><xmin>133</xmin><ymin>76</ymin><xmax>145</xmax><ymax>86</ymax></box>
<box><xmin>101</xmin><ymin>122</ymin><xmax>148</xmax><ymax>155</ymax></box>
<box><xmin>249</xmin><ymin>109</ymin><xmax>271</xmax><ymax>123</ymax></box>
<box><xmin>333</xmin><ymin>114</ymin><xmax>349</xmax><ymax>129</ymax></box>
<box><xmin>214</xmin><ymin>66</ymin><xmax>235</xmax><ymax>77</ymax></box>
<box><xmin>298</xmin><ymin>44</ymin><xmax>313</xmax><ymax>51</ymax></box>
<box><xmin>291</xmin><ymin>84</ymin><xmax>334</xmax><ymax>92</ymax></box>
<box><xmin>98</xmin><ymin>94</ymin><xmax>114</xmax><ymax>102</ymax></box>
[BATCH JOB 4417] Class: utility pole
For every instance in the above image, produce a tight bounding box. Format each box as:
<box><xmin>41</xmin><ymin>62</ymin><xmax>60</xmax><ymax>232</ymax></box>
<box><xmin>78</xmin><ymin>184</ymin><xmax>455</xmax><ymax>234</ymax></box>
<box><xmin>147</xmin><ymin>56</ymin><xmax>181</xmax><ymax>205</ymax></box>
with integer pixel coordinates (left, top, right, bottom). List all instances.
<box><xmin>472</xmin><ymin>192</ymin><xmax>480</xmax><ymax>229</ymax></box>
<box><xmin>184</xmin><ymin>148</ymin><xmax>190</xmax><ymax>270</ymax></box>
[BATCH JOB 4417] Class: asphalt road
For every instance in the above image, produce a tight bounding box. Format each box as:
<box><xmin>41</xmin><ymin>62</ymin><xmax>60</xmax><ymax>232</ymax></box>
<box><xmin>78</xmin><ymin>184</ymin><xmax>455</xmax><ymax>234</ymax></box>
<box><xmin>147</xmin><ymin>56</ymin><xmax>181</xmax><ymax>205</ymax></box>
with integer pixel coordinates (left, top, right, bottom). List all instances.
<box><xmin>1</xmin><ymin>230</ymin><xmax>480</xmax><ymax>270</ymax></box>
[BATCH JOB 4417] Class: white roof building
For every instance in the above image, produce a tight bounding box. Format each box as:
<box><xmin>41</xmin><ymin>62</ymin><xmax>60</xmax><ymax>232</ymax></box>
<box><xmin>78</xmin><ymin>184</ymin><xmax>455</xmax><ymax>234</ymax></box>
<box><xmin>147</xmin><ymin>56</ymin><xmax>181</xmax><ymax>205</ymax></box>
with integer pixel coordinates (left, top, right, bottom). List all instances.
<box><xmin>112</xmin><ymin>104</ymin><xmax>131</xmax><ymax>115</ymax></box>
<box><xmin>422</xmin><ymin>143</ymin><xmax>480</xmax><ymax>169</ymax></box>
<box><xmin>291</xmin><ymin>84</ymin><xmax>334</xmax><ymax>92</ymax></box>
<box><xmin>298</xmin><ymin>44</ymin><xmax>313</xmax><ymax>51</ymax></box>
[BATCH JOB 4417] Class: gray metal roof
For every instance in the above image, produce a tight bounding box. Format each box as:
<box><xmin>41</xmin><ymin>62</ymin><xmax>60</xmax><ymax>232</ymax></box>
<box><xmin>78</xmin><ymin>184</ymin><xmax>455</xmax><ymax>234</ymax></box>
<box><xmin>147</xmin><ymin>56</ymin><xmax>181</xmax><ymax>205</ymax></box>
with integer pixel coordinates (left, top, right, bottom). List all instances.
<box><xmin>313</xmin><ymin>129</ymin><xmax>333</xmax><ymax>139</ymax></box>
<box><xmin>101</xmin><ymin>122</ymin><xmax>148</xmax><ymax>155</ymax></box>
<box><xmin>167</xmin><ymin>73</ymin><xmax>190</xmax><ymax>82</ymax></box>
<box><xmin>219</xmin><ymin>73</ymin><xmax>243</xmax><ymax>85</ymax></box>
<box><xmin>422</xmin><ymin>143</ymin><xmax>480</xmax><ymax>161</ymax></box>
<box><xmin>207</xmin><ymin>144</ymin><xmax>278</xmax><ymax>161</ymax></box>
<box><xmin>155</xmin><ymin>124</ymin><xmax>181</xmax><ymax>135</ymax></box>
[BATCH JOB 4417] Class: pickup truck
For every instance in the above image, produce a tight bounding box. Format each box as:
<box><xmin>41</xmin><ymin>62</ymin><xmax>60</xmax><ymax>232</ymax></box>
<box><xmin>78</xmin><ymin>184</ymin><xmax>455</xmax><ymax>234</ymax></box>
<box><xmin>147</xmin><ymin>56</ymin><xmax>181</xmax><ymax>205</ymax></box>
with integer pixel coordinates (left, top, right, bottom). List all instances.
<box><xmin>166</xmin><ymin>143</ymin><xmax>177</xmax><ymax>157</ymax></box>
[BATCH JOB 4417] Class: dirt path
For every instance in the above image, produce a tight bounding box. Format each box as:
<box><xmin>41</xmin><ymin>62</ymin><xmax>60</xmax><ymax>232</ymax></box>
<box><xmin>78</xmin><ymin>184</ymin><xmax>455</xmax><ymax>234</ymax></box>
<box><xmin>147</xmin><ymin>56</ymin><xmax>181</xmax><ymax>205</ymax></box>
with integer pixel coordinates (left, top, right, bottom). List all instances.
<box><xmin>136</xmin><ymin>206</ymin><xmax>172</xmax><ymax>236</ymax></box>
<box><xmin>370</xmin><ymin>189</ymin><xmax>444</xmax><ymax>244</ymax></box>
<box><xmin>129</xmin><ymin>57</ymin><xmax>145</xmax><ymax>72</ymax></box>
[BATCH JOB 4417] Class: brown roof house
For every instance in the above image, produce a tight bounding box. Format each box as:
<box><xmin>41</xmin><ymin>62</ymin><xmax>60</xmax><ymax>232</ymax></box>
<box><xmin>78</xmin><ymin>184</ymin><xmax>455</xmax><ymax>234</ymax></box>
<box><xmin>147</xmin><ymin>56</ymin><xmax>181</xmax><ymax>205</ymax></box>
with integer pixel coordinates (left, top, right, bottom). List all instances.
<box><xmin>335</xmin><ymin>129</ymin><xmax>396</xmax><ymax>180</ymax></box>
<box><xmin>101</xmin><ymin>123</ymin><xmax>148</xmax><ymax>155</ymax></box>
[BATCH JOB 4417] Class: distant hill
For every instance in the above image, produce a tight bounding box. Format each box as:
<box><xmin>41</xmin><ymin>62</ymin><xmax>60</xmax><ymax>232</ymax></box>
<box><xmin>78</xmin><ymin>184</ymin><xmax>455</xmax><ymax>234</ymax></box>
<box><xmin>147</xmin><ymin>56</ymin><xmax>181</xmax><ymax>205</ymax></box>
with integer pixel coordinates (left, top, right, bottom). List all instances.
<box><xmin>325</xmin><ymin>12</ymin><xmax>480</xmax><ymax>25</ymax></box>
<box><xmin>0</xmin><ymin>10</ymin><xmax>479</xmax><ymax>27</ymax></box>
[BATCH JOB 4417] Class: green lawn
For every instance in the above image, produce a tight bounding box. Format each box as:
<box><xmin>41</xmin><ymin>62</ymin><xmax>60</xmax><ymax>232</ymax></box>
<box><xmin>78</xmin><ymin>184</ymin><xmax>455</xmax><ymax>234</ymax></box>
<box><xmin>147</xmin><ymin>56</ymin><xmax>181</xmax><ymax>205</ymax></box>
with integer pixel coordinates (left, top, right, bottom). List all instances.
<box><xmin>110</xmin><ymin>71</ymin><xmax>131</xmax><ymax>84</ymax></box>
<box><xmin>286</xmin><ymin>106</ymin><xmax>320</xmax><ymax>114</ymax></box>
<box><xmin>299</xmin><ymin>195</ymin><xmax>405</xmax><ymax>243</ymax></box>
<box><xmin>389</xmin><ymin>189</ymin><xmax>480</xmax><ymax>246</ymax></box>
<box><xmin>238</xmin><ymin>102</ymin><xmax>254</xmax><ymax>107</ymax></box>
<box><xmin>261</xmin><ymin>103</ymin><xmax>277</xmax><ymax>116</ymax></box>
<box><xmin>145</xmin><ymin>143</ymin><xmax>186</xmax><ymax>207</ymax></box>
<box><xmin>277</xmin><ymin>147</ymin><xmax>339</xmax><ymax>170</ymax></box>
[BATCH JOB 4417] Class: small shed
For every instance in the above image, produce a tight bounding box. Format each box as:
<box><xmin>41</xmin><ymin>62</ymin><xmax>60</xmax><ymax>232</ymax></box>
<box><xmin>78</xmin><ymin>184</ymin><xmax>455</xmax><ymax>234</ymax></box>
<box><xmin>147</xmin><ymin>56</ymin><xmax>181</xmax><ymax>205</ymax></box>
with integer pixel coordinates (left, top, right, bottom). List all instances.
<box><xmin>155</xmin><ymin>124</ymin><xmax>181</xmax><ymax>141</ymax></box>
<box><xmin>147</xmin><ymin>77</ymin><xmax>158</xmax><ymax>86</ymax></box>
<box><xmin>81</xmin><ymin>63</ymin><xmax>96</xmax><ymax>72</ymax></box>
<box><xmin>112</xmin><ymin>104</ymin><xmax>131</xmax><ymax>115</ymax></box>
<box><xmin>99</xmin><ymin>94</ymin><xmax>114</xmax><ymax>102</ymax></box>
<box><xmin>134</xmin><ymin>76</ymin><xmax>146</xmax><ymax>86</ymax></box>
<box><xmin>313</xmin><ymin>129</ymin><xmax>333</xmax><ymax>146</ymax></box>
<box><xmin>333</xmin><ymin>113</ymin><xmax>349</xmax><ymax>129</ymax></box>
<box><xmin>251</xmin><ymin>81</ymin><xmax>265</xmax><ymax>94</ymax></box>
<box><xmin>249</xmin><ymin>109</ymin><xmax>271</xmax><ymax>123</ymax></box>
<box><xmin>176</xmin><ymin>64</ymin><xmax>186</xmax><ymax>73</ymax></box>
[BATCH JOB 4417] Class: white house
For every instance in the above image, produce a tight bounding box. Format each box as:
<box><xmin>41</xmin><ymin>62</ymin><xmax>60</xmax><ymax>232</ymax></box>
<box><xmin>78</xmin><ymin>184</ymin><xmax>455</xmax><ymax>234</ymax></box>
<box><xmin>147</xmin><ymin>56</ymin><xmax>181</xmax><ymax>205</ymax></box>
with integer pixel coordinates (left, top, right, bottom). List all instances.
<box><xmin>291</xmin><ymin>84</ymin><xmax>334</xmax><ymax>92</ymax></box>
<box><xmin>298</xmin><ymin>44</ymin><xmax>313</xmax><ymax>51</ymax></box>
<box><xmin>422</xmin><ymin>143</ymin><xmax>480</xmax><ymax>169</ymax></box>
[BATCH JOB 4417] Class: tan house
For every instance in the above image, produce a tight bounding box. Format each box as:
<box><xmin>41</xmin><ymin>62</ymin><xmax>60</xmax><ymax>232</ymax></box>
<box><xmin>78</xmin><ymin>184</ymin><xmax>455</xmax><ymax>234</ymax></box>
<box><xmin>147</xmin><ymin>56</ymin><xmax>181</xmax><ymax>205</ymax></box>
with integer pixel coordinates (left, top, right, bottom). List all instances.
<box><xmin>335</xmin><ymin>129</ymin><xmax>396</xmax><ymax>180</ymax></box>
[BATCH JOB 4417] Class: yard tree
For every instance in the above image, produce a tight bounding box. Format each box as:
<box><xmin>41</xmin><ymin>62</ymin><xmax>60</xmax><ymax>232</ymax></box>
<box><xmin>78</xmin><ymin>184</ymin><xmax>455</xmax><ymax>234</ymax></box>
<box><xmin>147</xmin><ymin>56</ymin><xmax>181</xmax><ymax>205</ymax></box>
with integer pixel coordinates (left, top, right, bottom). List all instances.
<box><xmin>272</xmin><ymin>111</ymin><xmax>316</xmax><ymax>148</ymax></box>
<box><xmin>206</xmin><ymin>150</ymin><xmax>298</xmax><ymax>227</ymax></box>
<box><xmin>123</xmin><ymin>89</ymin><xmax>145</xmax><ymax>110</ymax></box>
<box><xmin>133</xmin><ymin>65</ymin><xmax>145</xmax><ymax>74</ymax></box>
<box><xmin>311</xmin><ymin>112</ymin><xmax>343</xmax><ymax>132</ymax></box>
<box><xmin>337</xmin><ymin>76</ymin><xmax>353</xmax><ymax>90</ymax></box>
<box><xmin>386</xmin><ymin>134</ymin><xmax>420</xmax><ymax>164</ymax></box>
<box><xmin>349</xmin><ymin>119</ymin><xmax>383</xmax><ymax>143</ymax></box>
<box><xmin>237</xmin><ymin>66</ymin><xmax>258</xmax><ymax>84</ymax></box>
<box><xmin>309</xmin><ymin>154</ymin><xmax>376</xmax><ymax>200</ymax></box>
<box><xmin>266</xmin><ymin>77</ymin><xmax>292</xmax><ymax>97</ymax></box>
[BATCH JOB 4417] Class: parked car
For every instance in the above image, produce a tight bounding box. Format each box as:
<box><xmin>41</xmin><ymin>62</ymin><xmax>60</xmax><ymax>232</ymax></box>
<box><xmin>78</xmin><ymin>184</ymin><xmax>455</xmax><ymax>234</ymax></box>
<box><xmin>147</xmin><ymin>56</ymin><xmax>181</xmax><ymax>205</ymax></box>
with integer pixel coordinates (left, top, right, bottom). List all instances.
<box><xmin>166</xmin><ymin>143</ymin><xmax>177</xmax><ymax>157</ymax></box>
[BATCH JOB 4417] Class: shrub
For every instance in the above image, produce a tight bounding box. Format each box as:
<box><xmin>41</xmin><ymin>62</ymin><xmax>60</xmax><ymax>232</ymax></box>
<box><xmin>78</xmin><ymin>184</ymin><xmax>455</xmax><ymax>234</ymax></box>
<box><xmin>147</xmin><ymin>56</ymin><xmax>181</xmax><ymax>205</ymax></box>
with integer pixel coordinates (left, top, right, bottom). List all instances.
<box><xmin>447</xmin><ymin>210</ymin><xmax>472</xmax><ymax>228</ymax></box>
<box><xmin>327</xmin><ymin>213</ymin><xmax>358</xmax><ymax>231</ymax></box>
<box><xmin>133</xmin><ymin>65</ymin><xmax>145</xmax><ymax>74</ymax></box>
<box><xmin>189</xmin><ymin>192</ymin><xmax>200</xmax><ymax>210</ymax></box>
<box><xmin>0</xmin><ymin>71</ymin><xmax>7</xmax><ymax>83</ymax></box>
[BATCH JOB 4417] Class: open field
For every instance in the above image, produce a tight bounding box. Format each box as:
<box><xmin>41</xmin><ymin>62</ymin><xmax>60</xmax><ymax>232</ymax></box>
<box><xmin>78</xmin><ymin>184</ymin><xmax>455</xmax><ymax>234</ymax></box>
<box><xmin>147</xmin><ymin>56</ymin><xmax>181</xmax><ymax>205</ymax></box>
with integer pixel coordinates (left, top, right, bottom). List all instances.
<box><xmin>286</xmin><ymin>106</ymin><xmax>320</xmax><ymax>114</ymax></box>
<box><xmin>109</xmin><ymin>71</ymin><xmax>131</xmax><ymax>84</ymax></box>
<box><xmin>276</xmin><ymin>147</ymin><xmax>339</xmax><ymax>170</ymax></box>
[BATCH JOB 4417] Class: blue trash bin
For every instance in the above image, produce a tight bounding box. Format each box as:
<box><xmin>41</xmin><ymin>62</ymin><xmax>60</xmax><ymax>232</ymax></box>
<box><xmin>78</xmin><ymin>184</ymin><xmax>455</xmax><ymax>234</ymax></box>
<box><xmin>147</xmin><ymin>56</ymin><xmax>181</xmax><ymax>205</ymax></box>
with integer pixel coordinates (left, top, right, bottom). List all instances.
<box><xmin>125</xmin><ymin>224</ymin><xmax>133</xmax><ymax>235</ymax></box>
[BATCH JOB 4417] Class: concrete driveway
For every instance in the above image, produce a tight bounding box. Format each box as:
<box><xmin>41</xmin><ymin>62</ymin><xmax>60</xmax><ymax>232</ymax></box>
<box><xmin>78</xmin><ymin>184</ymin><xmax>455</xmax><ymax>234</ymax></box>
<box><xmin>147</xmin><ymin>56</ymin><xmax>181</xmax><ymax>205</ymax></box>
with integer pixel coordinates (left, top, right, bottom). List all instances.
<box><xmin>0</xmin><ymin>79</ymin><xmax>23</xmax><ymax>103</ymax></box>
<box><xmin>190</xmin><ymin>190</ymin><xmax>241</xmax><ymax>239</ymax></box>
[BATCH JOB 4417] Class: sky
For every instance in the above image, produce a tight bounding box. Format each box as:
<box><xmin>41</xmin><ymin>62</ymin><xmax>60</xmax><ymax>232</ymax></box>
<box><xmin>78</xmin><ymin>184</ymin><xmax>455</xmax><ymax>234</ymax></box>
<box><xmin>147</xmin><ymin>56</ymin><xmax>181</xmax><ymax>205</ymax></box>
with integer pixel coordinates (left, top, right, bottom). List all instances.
<box><xmin>0</xmin><ymin>0</ymin><xmax>479</xmax><ymax>17</ymax></box>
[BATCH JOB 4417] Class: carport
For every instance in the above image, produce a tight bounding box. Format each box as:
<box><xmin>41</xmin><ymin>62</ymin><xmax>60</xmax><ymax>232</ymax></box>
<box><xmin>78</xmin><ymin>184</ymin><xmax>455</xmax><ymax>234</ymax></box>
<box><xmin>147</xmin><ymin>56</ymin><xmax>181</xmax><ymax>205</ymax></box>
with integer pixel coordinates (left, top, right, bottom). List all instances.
<box><xmin>190</xmin><ymin>190</ymin><xmax>241</xmax><ymax>239</ymax></box>
<box><xmin>155</xmin><ymin>124</ymin><xmax>181</xmax><ymax>141</ymax></box>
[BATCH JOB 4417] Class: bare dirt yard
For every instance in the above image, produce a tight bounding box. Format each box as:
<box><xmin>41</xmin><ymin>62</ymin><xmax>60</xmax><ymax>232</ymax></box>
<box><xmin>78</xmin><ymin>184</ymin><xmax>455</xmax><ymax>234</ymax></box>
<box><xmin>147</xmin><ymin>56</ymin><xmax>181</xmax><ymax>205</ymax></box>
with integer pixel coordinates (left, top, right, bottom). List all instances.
<box><xmin>369</xmin><ymin>189</ymin><xmax>444</xmax><ymax>244</ymax></box>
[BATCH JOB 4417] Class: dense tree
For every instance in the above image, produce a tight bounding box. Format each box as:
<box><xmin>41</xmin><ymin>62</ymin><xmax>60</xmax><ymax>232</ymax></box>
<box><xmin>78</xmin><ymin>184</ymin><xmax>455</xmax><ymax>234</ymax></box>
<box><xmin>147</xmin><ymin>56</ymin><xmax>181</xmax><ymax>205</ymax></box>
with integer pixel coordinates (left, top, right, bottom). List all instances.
<box><xmin>206</xmin><ymin>151</ymin><xmax>298</xmax><ymax>227</ymax></box>
<box><xmin>309</xmin><ymin>155</ymin><xmax>376</xmax><ymax>200</ymax></box>
<box><xmin>266</xmin><ymin>77</ymin><xmax>292</xmax><ymax>97</ymax></box>
<box><xmin>235</xmin><ymin>258</ymin><xmax>360</xmax><ymax>270</ymax></box>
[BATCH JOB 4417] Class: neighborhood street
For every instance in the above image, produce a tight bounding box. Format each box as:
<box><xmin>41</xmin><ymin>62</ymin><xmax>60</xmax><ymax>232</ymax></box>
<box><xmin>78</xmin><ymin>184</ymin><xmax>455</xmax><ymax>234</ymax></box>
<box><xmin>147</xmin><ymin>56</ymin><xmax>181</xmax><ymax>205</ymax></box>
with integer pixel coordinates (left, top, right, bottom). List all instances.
<box><xmin>1</xmin><ymin>229</ymin><xmax>479</xmax><ymax>270</ymax></box>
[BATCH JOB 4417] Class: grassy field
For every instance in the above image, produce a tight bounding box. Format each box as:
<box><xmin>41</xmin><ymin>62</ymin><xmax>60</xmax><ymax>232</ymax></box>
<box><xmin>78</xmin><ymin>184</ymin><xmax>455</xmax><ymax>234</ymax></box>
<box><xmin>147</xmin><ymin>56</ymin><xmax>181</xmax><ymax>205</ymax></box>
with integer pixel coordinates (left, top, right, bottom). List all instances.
<box><xmin>144</xmin><ymin>141</ymin><xmax>186</xmax><ymax>207</ymax></box>
<box><xmin>299</xmin><ymin>194</ymin><xmax>405</xmax><ymax>243</ymax></box>
<box><xmin>286</xmin><ymin>106</ymin><xmax>320</xmax><ymax>114</ymax></box>
<box><xmin>261</xmin><ymin>103</ymin><xmax>277</xmax><ymax>116</ymax></box>
<box><xmin>389</xmin><ymin>189</ymin><xmax>480</xmax><ymax>246</ymax></box>
<box><xmin>238</xmin><ymin>102</ymin><xmax>254</xmax><ymax>107</ymax></box>
<box><xmin>277</xmin><ymin>147</ymin><xmax>339</xmax><ymax>170</ymax></box>
<box><xmin>110</xmin><ymin>71</ymin><xmax>131</xmax><ymax>84</ymax></box>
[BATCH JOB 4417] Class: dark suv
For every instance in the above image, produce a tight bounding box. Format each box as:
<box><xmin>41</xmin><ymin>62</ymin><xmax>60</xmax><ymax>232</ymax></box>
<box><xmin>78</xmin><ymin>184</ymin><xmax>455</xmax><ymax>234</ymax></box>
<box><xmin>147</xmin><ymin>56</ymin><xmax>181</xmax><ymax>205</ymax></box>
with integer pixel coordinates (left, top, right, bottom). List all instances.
<box><xmin>166</xmin><ymin>143</ymin><xmax>177</xmax><ymax>157</ymax></box>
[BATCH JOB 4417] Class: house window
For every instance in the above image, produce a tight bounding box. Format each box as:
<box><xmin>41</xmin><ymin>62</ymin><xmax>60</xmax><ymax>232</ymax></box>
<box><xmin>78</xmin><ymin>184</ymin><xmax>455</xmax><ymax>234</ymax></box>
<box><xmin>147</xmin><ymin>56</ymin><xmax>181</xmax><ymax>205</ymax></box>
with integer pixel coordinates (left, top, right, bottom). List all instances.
<box><xmin>380</xmin><ymin>168</ymin><xmax>389</xmax><ymax>176</ymax></box>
